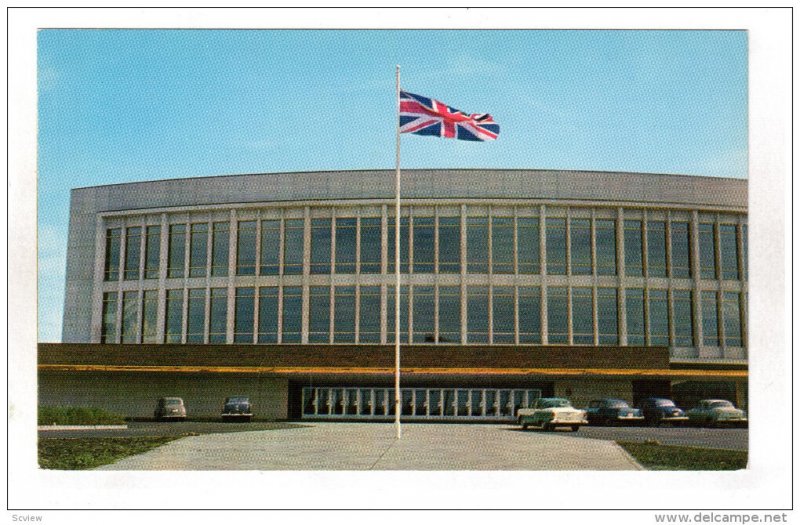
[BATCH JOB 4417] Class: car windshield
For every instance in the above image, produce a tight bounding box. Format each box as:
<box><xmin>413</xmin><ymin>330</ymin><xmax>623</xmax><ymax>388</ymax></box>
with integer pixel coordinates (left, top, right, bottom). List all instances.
<box><xmin>226</xmin><ymin>397</ymin><xmax>248</xmax><ymax>403</ymax></box>
<box><xmin>164</xmin><ymin>399</ymin><xmax>182</xmax><ymax>406</ymax></box>
<box><xmin>606</xmin><ymin>400</ymin><xmax>629</xmax><ymax>408</ymax></box>
<box><xmin>708</xmin><ymin>401</ymin><xmax>734</xmax><ymax>408</ymax></box>
<box><xmin>538</xmin><ymin>398</ymin><xmax>571</xmax><ymax>408</ymax></box>
<box><xmin>655</xmin><ymin>399</ymin><xmax>676</xmax><ymax>407</ymax></box>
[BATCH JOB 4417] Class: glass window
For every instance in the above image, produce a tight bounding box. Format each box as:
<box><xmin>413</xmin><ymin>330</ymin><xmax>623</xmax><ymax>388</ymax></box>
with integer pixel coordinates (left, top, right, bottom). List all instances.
<box><xmin>335</xmin><ymin>218</ymin><xmax>357</xmax><ymax>274</ymax></box>
<box><xmin>387</xmin><ymin>285</ymin><xmax>409</xmax><ymax>343</ymax></box>
<box><xmin>283</xmin><ymin>219</ymin><xmax>305</xmax><ymax>275</ymax></box>
<box><xmin>647</xmin><ymin>221</ymin><xmax>667</xmax><ymax>277</ymax></box>
<box><xmin>648</xmin><ymin>289</ymin><xmax>669</xmax><ymax>346</ymax></box>
<box><xmin>209</xmin><ymin>288</ymin><xmax>228</xmax><ymax>343</ymax></box>
<box><xmin>547</xmin><ymin>287</ymin><xmax>568</xmax><ymax>344</ymax></box>
<box><xmin>234</xmin><ymin>287</ymin><xmax>255</xmax><ymax>343</ymax></box>
<box><xmin>493</xmin><ymin>286</ymin><xmax>515</xmax><ymax>343</ymax></box>
<box><xmin>164</xmin><ymin>289</ymin><xmax>183</xmax><ymax>343</ymax></box>
<box><xmin>673</xmin><ymin>290</ymin><xmax>694</xmax><ymax>347</ymax></box>
<box><xmin>144</xmin><ymin>226</ymin><xmax>161</xmax><ymax>279</ymax></box>
<box><xmin>411</xmin><ymin>217</ymin><xmax>435</xmax><ymax>274</ymax></box>
<box><xmin>626</xmin><ymin>289</ymin><xmax>645</xmax><ymax>345</ymax></box>
<box><xmin>258</xmin><ymin>287</ymin><xmax>279</xmax><ymax>343</ymax></box>
<box><xmin>211</xmin><ymin>221</ymin><xmax>230</xmax><ymax>277</ymax></box>
<box><xmin>141</xmin><ymin>290</ymin><xmax>158</xmax><ymax>343</ymax></box>
<box><xmin>167</xmin><ymin>224</ymin><xmax>186</xmax><ymax>278</ymax></box>
<box><xmin>438</xmin><ymin>286</ymin><xmax>461</xmax><ymax>344</ymax></box>
<box><xmin>186</xmin><ymin>288</ymin><xmax>206</xmax><ymax>343</ymax></box>
<box><xmin>101</xmin><ymin>292</ymin><xmax>118</xmax><ymax>343</ymax></box>
<box><xmin>518</xmin><ymin>286</ymin><xmax>541</xmax><ymax>343</ymax></box>
<box><xmin>670</xmin><ymin>222</ymin><xmax>691</xmax><ymax>278</ymax></box>
<box><xmin>104</xmin><ymin>228</ymin><xmax>122</xmax><ymax>281</ymax></box>
<box><xmin>592</xmin><ymin>289</ymin><xmax>615</xmax><ymax>345</ymax></box>
<box><xmin>698</xmin><ymin>223</ymin><xmax>717</xmax><ymax>279</ymax></box>
<box><xmin>189</xmin><ymin>223</ymin><xmax>209</xmax><ymax>278</ymax></box>
<box><xmin>387</xmin><ymin>217</ymin><xmax>410</xmax><ymax>273</ymax></box>
<box><xmin>334</xmin><ymin>286</ymin><xmax>356</xmax><ymax>342</ymax></box>
<box><xmin>281</xmin><ymin>286</ymin><xmax>302</xmax><ymax>342</ymax></box>
<box><xmin>570</xmin><ymin>219</ymin><xmax>591</xmax><ymax>275</ymax></box>
<box><xmin>412</xmin><ymin>286</ymin><xmax>435</xmax><ymax>343</ymax></box>
<box><xmin>467</xmin><ymin>286</ymin><xmax>489</xmax><ymax>343</ymax></box>
<box><xmin>438</xmin><ymin>217</ymin><xmax>461</xmax><ymax>274</ymax></box>
<box><xmin>546</xmin><ymin>218</ymin><xmax>566</xmax><ymax>275</ymax></box>
<box><xmin>309</xmin><ymin>286</ymin><xmax>331</xmax><ymax>343</ymax></box>
<box><xmin>124</xmin><ymin>227</ymin><xmax>142</xmax><ymax>281</ymax></box>
<box><xmin>723</xmin><ymin>292</ymin><xmax>742</xmax><ymax>347</ymax></box>
<box><xmin>236</xmin><ymin>221</ymin><xmax>257</xmax><ymax>276</ymax></box>
<box><xmin>310</xmin><ymin>219</ymin><xmax>331</xmax><ymax>274</ymax></box>
<box><xmin>358</xmin><ymin>286</ymin><xmax>381</xmax><ymax>343</ymax></box>
<box><xmin>492</xmin><ymin>217</ymin><xmax>515</xmax><ymax>274</ymax></box>
<box><xmin>624</xmin><ymin>220</ymin><xmax>643</xmax><ymax>277</ymax></box>
<box><xmin>719</xmin><ymin>224</ymin><xmax>740</xmax><ymax>280</ymax></box>
<box><xmin>572</xmin><ymin>287</ymin><xmax>593</xmax><ymax>344</ymax></box>
<box><xmin>517</xmin><ymin>217</ymin><xmax>540</xmax><ymax>275</ymax></box>
<box><xmin>259</xmin><ymin>220</ymin><xmax>280</xmax><ymax>276</ymax></box>
<box><xmin>742</xmin><ymin>225</ymin><xmax>748</xmax><ymax>279</ymax></box>
<box><xmin>702</xmin><ymin>291</ymin><xmax>719</xmax><ymax>346</ymax></box>
<box><xmin>359</xmin><ymin>217</ymin><xmax>381</xmax><ymax>274</ymax></box>
<box><xmin>467</xmin><ymin>217</ymin><xmax>489</xmax><ymax>274</ymax></box>
<box><xmin>595</xmin><ymin>220</ymin><xmax>617</xmax><ymax>276</ymax></box>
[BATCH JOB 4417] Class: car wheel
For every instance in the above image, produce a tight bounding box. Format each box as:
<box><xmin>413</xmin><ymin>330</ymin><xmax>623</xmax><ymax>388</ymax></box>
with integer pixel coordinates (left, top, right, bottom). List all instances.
<box><xmin>521</xmin><ymin>423</ymin><xmax>528</xmax><ymax>430</ymax></box>
<box><xmin>570</xmin><ymin>425</ymin><xmax>579</xmax><ymax>432</ymax></box>
<box><xmin>543</xmin><ymin>422</ymin><xmax>553</xmax><ymax>431</ymax></box>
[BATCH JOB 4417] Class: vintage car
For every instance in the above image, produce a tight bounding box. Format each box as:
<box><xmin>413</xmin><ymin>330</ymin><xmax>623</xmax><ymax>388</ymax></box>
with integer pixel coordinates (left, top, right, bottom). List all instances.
<box><xmin>585</xmin><ymin>398</ymin><xmax>644</xmax><ymax>426</ymax></box>
<box><xmin>636</xmin><ymin>397</ymin><xmax>688</xmax><ymax>426</ymax></box>
<box><xmin>517</xmin><ymin>397</ymin><xmax>587</xmax><ymax>431</ymax></box>
<box><xmin>222</xmin><ymin>396</ymin><xmax>253</xmax><ymax>422</ymax></box>
<box><xmin>686</xmin><ymin>399</ymin><xmax>747</xmax><ymax>427</ymax></box>
<box><xmin>154</xmin><ymin>397</ymin><xmax>187</xmax><ymax>421</ymax></box>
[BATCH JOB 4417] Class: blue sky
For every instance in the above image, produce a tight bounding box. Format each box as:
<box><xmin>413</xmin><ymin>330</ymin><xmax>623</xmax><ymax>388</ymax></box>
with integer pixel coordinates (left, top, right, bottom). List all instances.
<box><xmin>38</xmin><ymin>29</ymin><xmax>748</xmax><ymax>341</ymax></box>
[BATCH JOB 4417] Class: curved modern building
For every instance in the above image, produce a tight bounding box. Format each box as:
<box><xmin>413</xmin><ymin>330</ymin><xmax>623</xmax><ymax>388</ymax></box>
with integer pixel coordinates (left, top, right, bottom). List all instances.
<box><xmin>40</xmin><ymin>169</ymin><xmax>748</xmax><ymax>420</ymax></box>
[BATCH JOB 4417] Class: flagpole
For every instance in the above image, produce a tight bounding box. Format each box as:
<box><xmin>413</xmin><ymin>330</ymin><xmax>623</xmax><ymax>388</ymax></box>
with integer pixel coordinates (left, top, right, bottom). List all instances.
<box><xmin>394</xmin><ymin>65</ymin><xmax>402</xmax><ymax>439</ymax></box>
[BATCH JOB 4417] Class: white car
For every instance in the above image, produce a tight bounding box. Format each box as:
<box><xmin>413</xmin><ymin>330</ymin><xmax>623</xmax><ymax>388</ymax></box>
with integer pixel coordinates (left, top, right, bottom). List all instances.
<box><xmin>517</xmin><ymin>397</ymin><xmax>587</xmax><ymax>432</ymax></box>
<box><xmin>686</xmin><ymin>399</ymin><xmax>747</xmax><ymax>427</ymax></box>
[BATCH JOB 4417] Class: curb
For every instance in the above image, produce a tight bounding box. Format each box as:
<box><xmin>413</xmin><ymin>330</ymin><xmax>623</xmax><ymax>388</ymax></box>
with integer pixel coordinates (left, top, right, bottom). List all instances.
<box><xmin>38</xmin><ymin>425</ymin><xmax>128</xmax><ymax>431</ymax></box>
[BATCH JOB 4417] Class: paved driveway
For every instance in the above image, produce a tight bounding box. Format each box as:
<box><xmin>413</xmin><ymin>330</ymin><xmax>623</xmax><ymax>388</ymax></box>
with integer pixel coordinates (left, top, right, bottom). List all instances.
<box><xmin>96</xmin><ymin>423</ymin><xmax>642</xmax><ymax>471</ymax></box>
<box><xmin>564</xmin><ymin>426</ymin><xmax>748</xmax><ymax>451</ymax></box>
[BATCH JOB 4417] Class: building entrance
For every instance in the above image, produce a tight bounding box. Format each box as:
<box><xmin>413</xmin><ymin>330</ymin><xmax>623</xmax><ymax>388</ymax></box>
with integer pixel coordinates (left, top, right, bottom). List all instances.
<box><xmin>301</xmin><ymin>387</ymin><xmax>542</xmax><ymax>420</ymax></box>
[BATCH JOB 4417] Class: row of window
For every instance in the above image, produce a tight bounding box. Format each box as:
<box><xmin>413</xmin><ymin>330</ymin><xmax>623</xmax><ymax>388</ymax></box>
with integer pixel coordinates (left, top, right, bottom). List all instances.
<box><xmin>101</xmin><ymin>286</ymin><xmax>745</xmax><ymax>348</ymax></box>
<box><xmin>103</xmin><ymin>216</ymin><xmax>748</xmax><ymax>281</ymax></box>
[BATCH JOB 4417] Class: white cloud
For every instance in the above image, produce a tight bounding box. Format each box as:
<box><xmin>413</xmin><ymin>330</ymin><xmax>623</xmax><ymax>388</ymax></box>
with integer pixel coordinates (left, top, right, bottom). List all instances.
<box><xmin>700</xmin><ymin>148</ymin><xmax>748</xmax><ymax>179</ymax></box>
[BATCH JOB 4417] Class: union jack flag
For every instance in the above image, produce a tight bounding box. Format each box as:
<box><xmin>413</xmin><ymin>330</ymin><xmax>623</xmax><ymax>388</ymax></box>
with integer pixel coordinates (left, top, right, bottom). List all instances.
<box><xmin>399</xmin><ymin>91</ymin><xmax>499</xmax><ymax>142</ymax></box>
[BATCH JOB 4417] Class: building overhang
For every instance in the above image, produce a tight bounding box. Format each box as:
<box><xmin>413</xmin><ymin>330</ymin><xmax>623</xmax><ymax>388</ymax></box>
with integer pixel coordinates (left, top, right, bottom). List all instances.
<box><xmin>38</xmin><ymin>343</ymin><xmax>746</xmax><ymax>381</ymax></box>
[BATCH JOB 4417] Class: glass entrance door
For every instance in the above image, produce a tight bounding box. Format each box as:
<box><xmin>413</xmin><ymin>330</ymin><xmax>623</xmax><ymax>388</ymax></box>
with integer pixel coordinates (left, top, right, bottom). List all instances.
<box><xmin>301</xmin><ymin>387</ymin><xmax>542</xmax><ymax>420</ymax></box>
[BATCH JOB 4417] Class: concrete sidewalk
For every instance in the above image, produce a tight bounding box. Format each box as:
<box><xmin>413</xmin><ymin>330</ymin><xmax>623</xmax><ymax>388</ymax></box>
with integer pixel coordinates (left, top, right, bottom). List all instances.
<box><xmin>96</xmin><ymin>423</ymin><xmax>642</xmax><ymax>470</ymax></box>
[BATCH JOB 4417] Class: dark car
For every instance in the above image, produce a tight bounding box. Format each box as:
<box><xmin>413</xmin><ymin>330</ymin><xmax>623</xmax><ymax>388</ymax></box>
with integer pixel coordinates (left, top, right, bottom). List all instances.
<box><xmin>154</xmin><ymin>397</ymin><xmax>187</xmax><ymax>421</ymax></box>
<box><xmin>222</xmin><ymin>396</ymin><xmax>253</xmax><ymax>422</ymax></box>
<box><xmin>636</xmin><ymin>397</ymin><xmax>688</xmax><ymax>426</ymax></box>
<box><xmin>585</xmin><ymin>398</ymin><xmax>644</xmax><ymax>426</ymax></box>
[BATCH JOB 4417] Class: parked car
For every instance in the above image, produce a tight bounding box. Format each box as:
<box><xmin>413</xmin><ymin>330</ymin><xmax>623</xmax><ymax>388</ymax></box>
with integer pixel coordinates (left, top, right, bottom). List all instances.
<box><xmin>154</xmin><ymin>397</ymin><xmax>187</xmax><ymax>421</ymax></box>
<box><xmin>636</xmin><ymin>397</ymin><xmax>688</xmax><ymax>426</ymax></box>
<box><xmin>686</xmin><ymin>399</ymin><xmax>747</xmax><ymax>427</ymax></box>
<box><xmin>585</xmin><ymin>398</ymin><xmax>644</xmax><ymax>426</ymax></box>
<box><xmin>222</xmin><ymin>396</ymin><xmax>253</xmax><ymax>422</ymax></box>
<box><xmin>517</xmin><ymin>397</ymin><xmax>587</xmax><ymax>432</ymax></box>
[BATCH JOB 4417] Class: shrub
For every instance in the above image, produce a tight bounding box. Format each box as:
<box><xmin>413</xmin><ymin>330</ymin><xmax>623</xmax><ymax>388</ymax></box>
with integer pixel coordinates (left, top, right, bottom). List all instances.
<box><xmin>38</xmin><ymin>406</ymin><xmax>126</xmax><ymax>426</ymax></box>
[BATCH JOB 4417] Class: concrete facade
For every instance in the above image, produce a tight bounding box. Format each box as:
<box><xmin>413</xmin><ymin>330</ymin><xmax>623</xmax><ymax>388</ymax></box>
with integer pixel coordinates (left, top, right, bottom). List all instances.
<box><xmin>39</xmin><ymin>371</ymin><xmax>289</xmax><ymax>420</ymax></box>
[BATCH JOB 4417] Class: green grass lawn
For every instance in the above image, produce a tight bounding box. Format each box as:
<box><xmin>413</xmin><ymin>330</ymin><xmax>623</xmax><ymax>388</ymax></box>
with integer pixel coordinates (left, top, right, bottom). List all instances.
<box><xmin>38</xmin><ymin>436</ymin><xmax>189</xmax><ymax>470</ymax></box>
<box><xmin>38</xmin><ymin>406</ymin><xmax>126</xmax><ymax>426</ymax></box>
<box><xmin>618</xmin><ymin>441</ymin><xmax>747</xmax><ymax>470</ymax></box>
